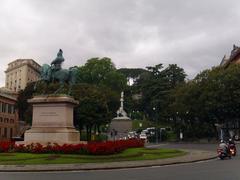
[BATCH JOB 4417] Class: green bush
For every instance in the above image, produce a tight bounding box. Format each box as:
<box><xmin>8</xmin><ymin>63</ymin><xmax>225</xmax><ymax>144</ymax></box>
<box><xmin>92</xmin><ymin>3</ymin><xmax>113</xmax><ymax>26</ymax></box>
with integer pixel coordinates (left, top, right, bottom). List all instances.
<box><xmin>80</xmin><ymin>132</ymin><xmax>108</xmax><ymax>141</ymax></box>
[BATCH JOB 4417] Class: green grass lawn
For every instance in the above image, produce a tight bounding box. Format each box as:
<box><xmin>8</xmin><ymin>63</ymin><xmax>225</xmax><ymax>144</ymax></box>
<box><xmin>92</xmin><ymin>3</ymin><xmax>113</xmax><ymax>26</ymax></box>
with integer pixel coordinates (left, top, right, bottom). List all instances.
<box><xmin>0</xmin><ymin>148</ymin><xmax>186</xmax><ymax>165</ymax></box>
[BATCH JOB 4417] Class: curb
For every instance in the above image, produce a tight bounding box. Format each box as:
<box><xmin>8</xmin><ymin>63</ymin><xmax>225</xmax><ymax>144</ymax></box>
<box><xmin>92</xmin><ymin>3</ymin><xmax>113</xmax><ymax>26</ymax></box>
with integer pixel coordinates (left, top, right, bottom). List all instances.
<box><xmin>0</xmin><ymin>149</ymin><xmax>217</xmax><ymax>172</ymax></box>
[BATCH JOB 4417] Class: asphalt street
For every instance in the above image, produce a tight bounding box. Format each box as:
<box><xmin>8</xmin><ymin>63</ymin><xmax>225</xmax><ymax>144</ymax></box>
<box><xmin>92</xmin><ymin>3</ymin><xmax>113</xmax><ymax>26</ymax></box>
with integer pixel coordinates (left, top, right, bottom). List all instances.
<box><xmin>1</xmin><ymin>143</ymin><xmax>239</xmax><ymax>180</ymax></box>
<box><xmin>148</xmin><ymin>142</ymin><xmax>217</xmax><ymax>151</ymax></box>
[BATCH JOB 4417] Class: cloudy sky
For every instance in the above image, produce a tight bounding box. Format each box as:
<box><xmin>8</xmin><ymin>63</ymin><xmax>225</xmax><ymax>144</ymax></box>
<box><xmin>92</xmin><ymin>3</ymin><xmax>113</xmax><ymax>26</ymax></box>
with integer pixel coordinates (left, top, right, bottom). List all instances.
<box><xmin>0</xmin><ymin>0</ymin><xmax>239</xmax><ymax>85</ymax></box>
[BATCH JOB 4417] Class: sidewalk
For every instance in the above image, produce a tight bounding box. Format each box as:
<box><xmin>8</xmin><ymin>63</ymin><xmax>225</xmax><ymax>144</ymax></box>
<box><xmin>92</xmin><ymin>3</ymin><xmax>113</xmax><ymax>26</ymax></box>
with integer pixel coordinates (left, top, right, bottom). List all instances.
<box><xmin>0</xmin><ymin>149</ymin><xmax>216</xmax><ymax>172</ymax></box>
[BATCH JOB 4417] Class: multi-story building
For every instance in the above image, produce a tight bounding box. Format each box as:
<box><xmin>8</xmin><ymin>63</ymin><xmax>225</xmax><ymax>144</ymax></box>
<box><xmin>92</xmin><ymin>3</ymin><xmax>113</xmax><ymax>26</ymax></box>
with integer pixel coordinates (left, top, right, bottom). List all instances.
<box><xmin>0</xmin><ymin>91</ymin><xmax>19</xmax><ymax>140</ymax></box>
<box><xmin>220</xmin><ymin>44</ymin><xmax>240</xmax><ymax>67</ymax></box>
<box><xmin>5</xmin><ymin>59</ymin><xmax>41</xmax><ymax>92</ymax></box>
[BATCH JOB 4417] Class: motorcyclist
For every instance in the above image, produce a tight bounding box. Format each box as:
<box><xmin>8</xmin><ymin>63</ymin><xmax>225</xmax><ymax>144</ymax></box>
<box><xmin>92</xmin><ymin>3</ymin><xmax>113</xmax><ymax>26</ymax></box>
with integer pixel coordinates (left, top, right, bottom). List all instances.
<box><xmin>228</xmin><ymin>138</ymin><xmax>235</xmax><ymax>145</ymax></box>
<box><xmin>228</xmin><ymin>138</ymin><xmax>236</xmax><ymax>155</ymax></box>
<box><xmin>219</xmin><ymin>140</ymin><xmax>229</xmax><ymax>154</ymax></box>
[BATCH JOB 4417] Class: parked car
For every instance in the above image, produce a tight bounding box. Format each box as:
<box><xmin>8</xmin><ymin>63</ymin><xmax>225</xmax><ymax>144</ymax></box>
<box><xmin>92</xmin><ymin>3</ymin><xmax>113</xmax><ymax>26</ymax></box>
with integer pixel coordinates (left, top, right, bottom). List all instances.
<box><xmin>142</xmin><ymin>129</ymin><xmax>148</xmax><ymax>133</ymax></box>
<box><xmin>128</xmin><ymin>131</ymin><xmax>138</xmax><ymax>139</ymax></box>
<box><xmin>139</xmin><ymin>133</ymin><xmax>147</xmax><ymax>140</ymax></box>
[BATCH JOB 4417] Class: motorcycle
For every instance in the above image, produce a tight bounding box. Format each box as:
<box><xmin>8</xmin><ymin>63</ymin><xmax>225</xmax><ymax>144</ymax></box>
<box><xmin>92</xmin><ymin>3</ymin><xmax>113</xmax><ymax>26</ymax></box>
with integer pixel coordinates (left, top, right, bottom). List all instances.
<box><xmin>217</xmin><ymin>148</ymin><xmax>231</xmax><ymax>160</ymax></box>
<box><xmin>229</xmin><ymin>144</ymin><xmax>237</xmax><ymax>156</ymax></box>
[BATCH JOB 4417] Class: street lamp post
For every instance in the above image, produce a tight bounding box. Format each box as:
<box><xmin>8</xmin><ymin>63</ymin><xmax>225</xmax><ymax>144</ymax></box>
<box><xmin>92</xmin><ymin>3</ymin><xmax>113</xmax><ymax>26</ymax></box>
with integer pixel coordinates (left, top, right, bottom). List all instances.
<box><xmin>153</xmin><ymin>107</ymin><xmax>159</xmax><ymax>144</ymax></box>
<box><xmin>156</xmin><ymin>128</ymin><xmax>158</xmax><ymax>144</ymax></box>
<box><xmin>153</xmin><ymin>107</ymin><xmax>156</xmax><ymax>124</ymax></box>
<box><xmin>159</xmin><ymin>128</ymin><xmax>162</xmax><ymax>142</ymax></box>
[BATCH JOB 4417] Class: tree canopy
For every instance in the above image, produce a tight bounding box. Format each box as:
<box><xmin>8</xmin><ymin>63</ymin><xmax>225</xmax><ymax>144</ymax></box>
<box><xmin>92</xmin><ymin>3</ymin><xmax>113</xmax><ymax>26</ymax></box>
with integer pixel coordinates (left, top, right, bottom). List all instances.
<box><xmin>169</xmin><ymin>64</ymin><xmax>240</xmax><ymax>139</ymax></box>
<box><xmin>77</xmin><ymin>57</ymin><xmax>127</xmax><ymax>91</ymax></box>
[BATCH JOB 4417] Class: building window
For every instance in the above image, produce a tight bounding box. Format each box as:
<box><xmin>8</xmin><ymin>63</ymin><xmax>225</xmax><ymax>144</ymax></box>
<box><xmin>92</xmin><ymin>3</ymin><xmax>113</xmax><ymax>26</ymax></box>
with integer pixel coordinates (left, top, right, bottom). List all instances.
<box><xmin>6</xmin><ymin>104</ymin><xmax>8</xmax><ymax>113</ymax></box>
<box><xmin>8</xmin><ymin>104</ymin><xmax>12</xmax><ymax>114</ymax></box>
<box><xmin>4</xmin><ymin>128</ymin><xmax>7</xmax><ymax>138</ymax></box>
<box><xmin>2</xmin><ymin>103</ymin><xmax>6</xmax><ymax>113</ymax></box>
<box><xmin>10</xmin><ymin>128</ymin><xmax>13</xmax><ymax>138</ymax></box>
<box><xmin>12</xmin><ymin>105</ymin><xmax>14</xmax><ymax>113</ymax></box>
<box><xmin>4</xmin><ymin>118</ymin><xmax>8</xmax><ymax>123</ymax></box>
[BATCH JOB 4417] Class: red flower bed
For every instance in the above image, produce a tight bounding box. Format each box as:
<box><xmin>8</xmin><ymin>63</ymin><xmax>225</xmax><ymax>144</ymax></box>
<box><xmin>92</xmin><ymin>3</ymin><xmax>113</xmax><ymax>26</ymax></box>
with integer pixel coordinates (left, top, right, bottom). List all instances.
<box><xmin>0</xmin><ymin>141</ymin><xmax>14</xmax><ymax>152</ymax></box>
<box><xmin>0</xmin><ymin>139</ymin><xmax>144</xmax><ymax>155</ymax></box>
<box><xmin>87</xmin><ymin>139</ymin><xmax>145</xmax><ymax>155</ymax></box>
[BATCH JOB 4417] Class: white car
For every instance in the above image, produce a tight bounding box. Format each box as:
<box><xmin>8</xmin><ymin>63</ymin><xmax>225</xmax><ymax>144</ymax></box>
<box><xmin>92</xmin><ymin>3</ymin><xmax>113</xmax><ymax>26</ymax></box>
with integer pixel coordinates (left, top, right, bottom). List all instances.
<box><xmin>128</xmin><ymin>131</ymin><xmax>138</xmax><ymax>139</ymax></box>
<box><xmin>139</xmin><ymin>133</ymin><xmax>147</xmax><ymax>140</ymax></box>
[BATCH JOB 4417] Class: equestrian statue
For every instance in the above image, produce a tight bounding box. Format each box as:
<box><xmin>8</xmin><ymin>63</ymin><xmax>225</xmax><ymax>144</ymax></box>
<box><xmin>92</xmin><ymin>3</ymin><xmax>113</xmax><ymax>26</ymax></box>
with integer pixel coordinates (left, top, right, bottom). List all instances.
<box><xmin>36</xmin><ymin>49</ymin><xmax>78</xmax><ymax>95</ymax></box>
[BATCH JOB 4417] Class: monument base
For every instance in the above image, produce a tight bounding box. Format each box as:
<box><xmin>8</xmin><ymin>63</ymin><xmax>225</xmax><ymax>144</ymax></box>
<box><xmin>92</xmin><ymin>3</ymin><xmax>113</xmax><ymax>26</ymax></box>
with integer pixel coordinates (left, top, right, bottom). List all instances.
<box><xmin>19</xmin><ymin>95</ymin><xmax>83</xmax><ymax>145</ymax></box>
<box><xmin>109</xmin><ymin>117</ymin><xmax>132</xmax><ymax>140</ymax></box>
<box><xmin>22</xmin><ymin>127</ymin><xmax>81</xmax><ymax>145</ymax></box>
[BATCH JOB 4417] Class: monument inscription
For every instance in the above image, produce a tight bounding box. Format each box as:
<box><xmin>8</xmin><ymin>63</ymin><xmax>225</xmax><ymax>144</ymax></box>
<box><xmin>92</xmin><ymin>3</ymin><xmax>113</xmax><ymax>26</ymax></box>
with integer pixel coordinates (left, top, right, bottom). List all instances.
<box><xmin>40</xmin><ymin>112</ymin><xmax>59</xmax><ymax>117</ymax></box>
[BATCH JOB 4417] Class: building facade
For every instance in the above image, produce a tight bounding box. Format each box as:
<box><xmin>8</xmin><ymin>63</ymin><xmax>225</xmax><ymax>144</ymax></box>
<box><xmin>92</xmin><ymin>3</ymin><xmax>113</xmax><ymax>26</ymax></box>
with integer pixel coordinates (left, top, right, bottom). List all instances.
<box><xmin>220</xmin><ymin>44</ymin><xmax>240</xmax><ymax>67</ymax></box>
<box><xmin>0</xmin><ymin>92</ymin><xmax>19</xmax><ymax>140</ymax></box>
<box><xmin>5</xmin><ymin>59</ymin><xmax>41</xmax><ymax>92</ymax></box>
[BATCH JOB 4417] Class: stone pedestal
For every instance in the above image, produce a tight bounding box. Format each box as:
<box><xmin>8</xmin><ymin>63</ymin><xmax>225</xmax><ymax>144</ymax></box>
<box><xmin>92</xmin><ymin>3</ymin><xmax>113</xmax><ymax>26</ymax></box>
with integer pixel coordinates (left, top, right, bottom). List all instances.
<box><xmin>22</xmin><ymin>95</ymin><xmax>81</xmax><ymax>145</ymax></box>
<box><xmin>109</xmin><ymin>117</ymin><xmax>132</xmax><ymax>140</ymax></box>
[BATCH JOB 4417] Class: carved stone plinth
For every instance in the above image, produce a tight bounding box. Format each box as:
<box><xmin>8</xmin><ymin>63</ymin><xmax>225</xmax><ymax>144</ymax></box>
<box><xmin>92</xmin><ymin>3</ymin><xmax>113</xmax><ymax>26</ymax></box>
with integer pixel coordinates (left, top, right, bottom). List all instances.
<box><xmin>21</xmin><ymin>95</ymin><xmax>81</xmax><ymax>145</ymax></box>
<box><xmin>109</xmin><ymin>117</ymin><xmax>132</xmax><ymax>140</ymax></box>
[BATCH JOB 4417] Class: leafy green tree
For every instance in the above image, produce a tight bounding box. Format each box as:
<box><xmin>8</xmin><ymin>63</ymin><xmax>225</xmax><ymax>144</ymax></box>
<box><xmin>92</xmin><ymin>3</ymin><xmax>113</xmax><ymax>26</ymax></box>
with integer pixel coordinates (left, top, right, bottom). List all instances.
<box><xmin>117</xmin><ymin>68</ymin><xmax>148</xmax><ymax>85</ymax></box>
<box><xmin>77</xmin><ymin>57</ymin><xmax>127</xmax><ymax>91</ymax></box>
<box><xmin>117</xmin><ymin>68</ymin><xmax>148</xmax><ymax>79</ymax></box>
<box><xmin>170</xmin><ymin>64</ymin><xmax>240</xmax><ymax>139</ymax></box>
<box><xmin>135</xmin><ymin>64</ymin><xmax>186</xmax><ymax>124</ymax></box>
<box><xmin>16</xmin><ymin>82</ymin><xmax>35</xmax><ymax>124</ymax></box>
<box><xmin>162</xmin><ymin>64</ymin><xmax>186</xmax><ymax>89</ymax></box>
<box><xmin>72</xmin><ymin>84</ymin><xmax>111</xmax><ymax>141</ymax></box>
<box><xmin>76</xmin><ymin>57</ymin><xmax>128</xmax><ymax>136</ymax></box>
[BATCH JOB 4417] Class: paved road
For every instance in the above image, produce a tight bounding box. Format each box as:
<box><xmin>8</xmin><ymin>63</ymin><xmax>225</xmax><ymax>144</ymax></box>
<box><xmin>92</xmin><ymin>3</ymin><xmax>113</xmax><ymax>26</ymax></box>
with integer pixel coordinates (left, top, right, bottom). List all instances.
<box><xmin>148</xmin><ymin>142</ymin><xmax>217</xmax><ymax>151</ymax></box>
<box><xmin>1</xmin><ymin>143</ymin><xmax>239</xmax><ymax>180</ymax></box>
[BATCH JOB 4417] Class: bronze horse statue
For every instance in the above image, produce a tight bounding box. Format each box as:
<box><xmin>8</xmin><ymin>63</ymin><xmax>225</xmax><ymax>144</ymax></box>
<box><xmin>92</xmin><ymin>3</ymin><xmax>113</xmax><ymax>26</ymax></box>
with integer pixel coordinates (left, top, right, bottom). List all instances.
<box><xmin>34</xmin><ymin>49</ymin><xmax>78</xmax><ymax>95</ymax></box>
<box><xmin>38</xmin><ymin>64</ymin><xmax>78</xmax><ymax>95</ymax></box>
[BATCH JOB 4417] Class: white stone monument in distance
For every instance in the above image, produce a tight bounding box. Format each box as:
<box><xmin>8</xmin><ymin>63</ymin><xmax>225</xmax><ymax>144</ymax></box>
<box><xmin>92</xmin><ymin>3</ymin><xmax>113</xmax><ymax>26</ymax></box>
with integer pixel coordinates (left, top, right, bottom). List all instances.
<box><xmin>109</xmin><ymin>92</ymin><xmax>132</xmax><ymax>140</ymax></box>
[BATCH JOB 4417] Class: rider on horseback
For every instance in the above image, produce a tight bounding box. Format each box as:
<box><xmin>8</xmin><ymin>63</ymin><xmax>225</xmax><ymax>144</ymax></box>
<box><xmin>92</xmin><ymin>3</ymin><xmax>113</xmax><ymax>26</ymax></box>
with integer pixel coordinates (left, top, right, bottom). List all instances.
<box><xmin>38</xmin><ymin>49</ymin><xmax>77</xmax><ymax>95</ymax></box>
<box><xmin>51</xmin><ymin>49</ymin><xmax>64</xmax><ymax>71</ymax></box>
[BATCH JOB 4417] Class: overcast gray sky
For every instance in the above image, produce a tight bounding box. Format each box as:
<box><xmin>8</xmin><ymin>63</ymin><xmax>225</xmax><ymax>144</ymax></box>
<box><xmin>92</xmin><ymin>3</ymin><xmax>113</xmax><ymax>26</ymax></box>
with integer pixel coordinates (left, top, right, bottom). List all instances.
<box><xmin>0</xmin><ymin>0</ymin><xmax>239</xmax><ymax>86</ymax></box>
